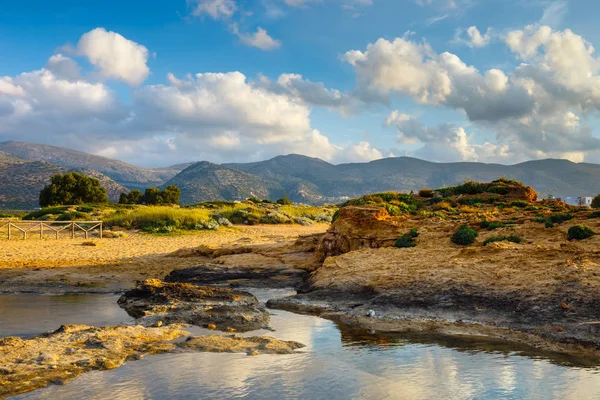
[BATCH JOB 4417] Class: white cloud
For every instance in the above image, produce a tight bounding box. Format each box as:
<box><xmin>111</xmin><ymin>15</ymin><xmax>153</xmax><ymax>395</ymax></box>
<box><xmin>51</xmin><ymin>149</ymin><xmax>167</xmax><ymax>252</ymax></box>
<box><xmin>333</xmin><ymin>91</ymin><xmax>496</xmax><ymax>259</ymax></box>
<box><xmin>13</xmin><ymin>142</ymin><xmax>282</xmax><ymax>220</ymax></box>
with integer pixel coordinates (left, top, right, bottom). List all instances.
<box><xmin>45</xmin><ymin>54</ymin><xmax>81</xmax><ymax>81</ymax></box>
<box><xmin>345</xmin><ymin>27</ymin><xmax>600</xmax><ymax>162</ymax></box>
<box><xmin>75</xmin><ymin>28</ymin><xmax>151</xmax><ymax>86</ymax></box>
<box><xmin>464</xmin><ymin>26</ymin><xmax>492</xmax><ymax>48</ymax></box>
<box><xmin>338</xmin><ymin>141</ymin><xmax>384</xmax><ymax>163</ymax></box>
<box><xmin>231</xmin><ymin>24</ymin><xmax>281</xmax><ymax>50</ymax></box>
<box><xmin>189</xmin><ymin>0</ymin><xmax>237</xmax><ymax>19</ymax></box>
<box><xmin>385</xmin><ymin>111</ymin><xmax>506</xmax><ymax>162</ymax></box>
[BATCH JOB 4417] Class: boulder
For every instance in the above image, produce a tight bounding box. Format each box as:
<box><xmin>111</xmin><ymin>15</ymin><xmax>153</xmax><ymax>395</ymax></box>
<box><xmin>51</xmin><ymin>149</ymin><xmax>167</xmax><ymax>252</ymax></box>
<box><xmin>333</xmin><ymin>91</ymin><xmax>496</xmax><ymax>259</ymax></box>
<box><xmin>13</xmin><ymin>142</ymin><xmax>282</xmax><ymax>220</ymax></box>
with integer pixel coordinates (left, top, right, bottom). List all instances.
<box><xmin>118</xmin><ymin>279</ymin><xmax>269</xmax><ymax>332</ymax></box>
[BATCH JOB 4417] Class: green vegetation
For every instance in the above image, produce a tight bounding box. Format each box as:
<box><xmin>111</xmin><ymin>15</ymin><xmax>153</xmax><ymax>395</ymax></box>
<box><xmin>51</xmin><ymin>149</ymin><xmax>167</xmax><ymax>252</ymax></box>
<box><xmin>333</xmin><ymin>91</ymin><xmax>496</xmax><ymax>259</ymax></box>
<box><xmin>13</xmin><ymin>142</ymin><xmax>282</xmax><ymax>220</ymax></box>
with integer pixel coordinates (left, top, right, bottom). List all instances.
<box><xmin>276</xmin><ymin>193</ymin><xmax>293</xmax><ymax>205</ymax></box>
<box><xmin>535</xmin><ymin>212</ymin><xmax>573</xmax><ymax>228</ymax></box>
<box><xmin>20</xmin><ymin>200</ymin><xmax>336</xmax><ymax>233</ymax></box>
<box><xmin>451</xmin><ymin>225</ymin><xmax>478</xmax><ymax>245</ymax></box>
<box><xmin>567</xmin><ymin>225</ymin><xmax>595</xmax><ymax>241</ymax></box>
<box><xmin>592</xmin><ymin>194</ymin><xmax>600</xmax><ymax>209</ymax></box>
<box><xmin>395</xmin><ymin>228</ymin><xmax>419</xmax><ymax>248</ymax></box>
<box><xmin>483</xmin><ymin>235</ymin><xmax>522</xmax><ymax>246</ymax></box>
<box><xmin>119</xmin><ymin>186</ymin><xmax>180</xmax><ymax>205</ymax></box>
<box><xmin>588</xmin><ymin>211</ymin><xmax>600</xmax><ymax>219</ymax></box>
<box><xmin>479</xmin><ymin>220</ymin><xmax>509</xmax><ymax>230</ymax></box>
<box><xmin>418</xmin><ymin>188</ymin><xmax>434</xmax><ymax>198</ymax></box>
<box><xmin>39</xmin><ymin>172</ymin><xmax>108</xmax><ymax>207</ymax></box>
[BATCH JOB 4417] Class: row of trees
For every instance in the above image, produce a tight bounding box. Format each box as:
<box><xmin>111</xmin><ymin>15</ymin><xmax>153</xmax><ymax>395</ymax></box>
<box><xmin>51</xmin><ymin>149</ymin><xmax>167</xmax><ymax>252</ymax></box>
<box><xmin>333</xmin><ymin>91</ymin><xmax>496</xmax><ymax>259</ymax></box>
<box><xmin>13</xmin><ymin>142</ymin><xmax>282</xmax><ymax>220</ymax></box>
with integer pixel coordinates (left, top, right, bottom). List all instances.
<box><xmin>119</xmin><ymin>186</ymin><xmax>180</xmax><ymax>205</ymax></box>
<box><xmin>39</xmin><ymin>172</ymin><xmax>180</xmax><ymax>207</ymax></box>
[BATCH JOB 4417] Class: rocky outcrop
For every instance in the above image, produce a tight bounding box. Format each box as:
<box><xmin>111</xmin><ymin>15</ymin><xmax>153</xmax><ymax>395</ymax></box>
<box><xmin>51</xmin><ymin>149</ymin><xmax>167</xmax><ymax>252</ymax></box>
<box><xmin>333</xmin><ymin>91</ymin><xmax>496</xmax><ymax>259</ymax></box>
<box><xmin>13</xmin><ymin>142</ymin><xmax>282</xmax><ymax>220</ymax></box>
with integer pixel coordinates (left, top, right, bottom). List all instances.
<box><xmin>179</xmin><ymin>334</ymin><xmax>305</xmax><ymax>356</ymax></box>
<box><xmin>118</xmin><ymin>279</ymin><xmax>269</xmax><ymax>332</ymax></box>
<box><xmin>0</xmin><ymin>324</ymin><xmax>187</xmax><ymax>398</ymax></box>
<box><xmin>315</xmin><ymin>207</ymin><xmax>402</xmax><ymax>262</ymax></box>
<box><xmin>0</xmin><ymin>324</ymin><xmax>306</xmax><ymax>398</ymax></box>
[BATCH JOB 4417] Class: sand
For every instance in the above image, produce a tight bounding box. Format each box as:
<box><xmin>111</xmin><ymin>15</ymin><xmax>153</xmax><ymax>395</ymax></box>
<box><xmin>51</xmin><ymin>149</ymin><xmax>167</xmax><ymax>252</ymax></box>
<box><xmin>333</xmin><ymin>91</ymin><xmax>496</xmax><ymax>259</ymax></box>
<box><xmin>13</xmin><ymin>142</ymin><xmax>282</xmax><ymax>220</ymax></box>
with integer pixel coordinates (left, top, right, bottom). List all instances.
<box><xmin>0</xmin><ymin>224</ymin><xmax>328</xmax><ymax>292</ymax></box>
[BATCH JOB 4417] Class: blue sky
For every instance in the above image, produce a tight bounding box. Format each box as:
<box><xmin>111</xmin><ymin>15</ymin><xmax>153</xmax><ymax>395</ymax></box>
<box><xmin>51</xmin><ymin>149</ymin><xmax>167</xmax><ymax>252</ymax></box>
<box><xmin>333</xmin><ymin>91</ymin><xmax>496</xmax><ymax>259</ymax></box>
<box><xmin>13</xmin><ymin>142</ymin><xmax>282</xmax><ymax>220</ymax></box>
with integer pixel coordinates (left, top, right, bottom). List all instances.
<box><xmin>1</xmin><ymin>0</ymin><xmax>600</xmax><ymax>167</ymax></box>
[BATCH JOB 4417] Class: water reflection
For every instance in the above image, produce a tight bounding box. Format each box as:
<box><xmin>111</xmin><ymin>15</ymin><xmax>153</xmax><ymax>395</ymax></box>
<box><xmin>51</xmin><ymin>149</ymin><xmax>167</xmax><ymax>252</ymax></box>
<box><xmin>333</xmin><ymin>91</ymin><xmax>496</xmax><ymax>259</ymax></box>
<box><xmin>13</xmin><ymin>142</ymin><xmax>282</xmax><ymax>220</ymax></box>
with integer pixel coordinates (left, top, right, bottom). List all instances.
<box><xmin>8</xmin><ymin>293</ymin><xmax>600</xmax><ymax>400</ymax></box>
<box><xmin>0</xmin><ymin>294</ymin><xmax>132</xmax><ymax>337</ymax></box>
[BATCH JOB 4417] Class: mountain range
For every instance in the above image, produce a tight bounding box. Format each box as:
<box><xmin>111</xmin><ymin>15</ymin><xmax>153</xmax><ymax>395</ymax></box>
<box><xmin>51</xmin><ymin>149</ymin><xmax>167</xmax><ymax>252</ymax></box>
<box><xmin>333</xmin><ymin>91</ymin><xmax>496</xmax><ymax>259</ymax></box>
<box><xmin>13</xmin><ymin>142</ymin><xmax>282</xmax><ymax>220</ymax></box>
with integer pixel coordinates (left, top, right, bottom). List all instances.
<box><xmin>1</xmin><ymin>140</ymin><xmax>600</xmax><ymax>208</ymax></box>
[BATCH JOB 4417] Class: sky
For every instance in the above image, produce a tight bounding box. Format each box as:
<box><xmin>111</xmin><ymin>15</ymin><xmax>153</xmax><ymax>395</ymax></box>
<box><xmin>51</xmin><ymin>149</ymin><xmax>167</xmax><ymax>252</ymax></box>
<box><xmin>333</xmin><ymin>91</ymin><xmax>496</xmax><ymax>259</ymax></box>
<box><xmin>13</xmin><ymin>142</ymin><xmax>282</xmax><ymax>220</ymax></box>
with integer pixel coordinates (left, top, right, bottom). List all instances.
<box><xmin>2</xmin><ymin>0</ymin><xmax>600</xmax><ymax>167</ymax></box>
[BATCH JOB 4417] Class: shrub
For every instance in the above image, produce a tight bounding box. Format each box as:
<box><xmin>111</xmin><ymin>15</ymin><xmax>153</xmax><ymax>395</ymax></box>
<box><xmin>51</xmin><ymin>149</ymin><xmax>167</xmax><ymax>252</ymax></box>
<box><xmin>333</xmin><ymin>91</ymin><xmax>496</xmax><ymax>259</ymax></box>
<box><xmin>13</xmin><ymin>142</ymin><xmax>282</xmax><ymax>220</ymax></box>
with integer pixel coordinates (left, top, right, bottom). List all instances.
<box><xmin>483</xmin><ymin>235</ymin><xmax>522</xmax><ymax>246</ymax></box>
<box><xmin>39</xmin><ymin>172</ymin><xmax>108</xmax><ymax>207</ymax></box>
<box><xmin>331</xmin><ymin>209</ymin><xmax>340</xmax><ymax>223</ymax></box>
<box><xmin>567</xmin><ymin>225</ymin><xmax>595</xmax><ymax>241</ymax></box>
<box><xmin>384</xmin><ymin>204</ymin><xmax>402</xmax><ymax>216</ymax></box>
<box><xmin>418</xmin><ymin>188</ymin><xmax>434</xmax><ymax>198</ymax></box>
<box><xmin>276</xmin><ymin>193</ymin><xmax>293</xmax><ymax>205</ymax></box>
<box><xmin>480</xmin><ymin>220</ymin><xmax>506</xmax><ymax>230</ymax></box>
<box><xmin>487</xmin><ymin>185</ymin><xmax>509</xmax><ymax>195</ymax></box>
<box><xmin>588</xmin><ymin>211</ymin><xmax>600</xmax><ymax>219</ymax></box>
<box><xmin>549</xmin><ymin>213</ymin><xmax>573</xmax><ymax>224</ymax></box>
<box><xmin>451</xmin><ymin>225</ymin><xmax>478</xmax><ymax>245</ymax></box>
<box><xmin>511</xmin><ymin>200</ymin><xmax>529</xmax><ymax>208</ymax></box>
<box><xmin>459</xmin><ymin>196</ymin><xmax>484</xmax><ymax>205</ymax></box>
<box><xmin>56</xmin><ymin>211</ymin><xmax>92</xmax><ymax>221</ymax></box>
<box><xmin>592</xmin><ymin>194</ymin><xmax>600</xmax><ymax>209</ymax></box>
<box><xmin>395</xmin><ymin>228</ymin><xmax>419</xmax><ymax>248</ymax></box>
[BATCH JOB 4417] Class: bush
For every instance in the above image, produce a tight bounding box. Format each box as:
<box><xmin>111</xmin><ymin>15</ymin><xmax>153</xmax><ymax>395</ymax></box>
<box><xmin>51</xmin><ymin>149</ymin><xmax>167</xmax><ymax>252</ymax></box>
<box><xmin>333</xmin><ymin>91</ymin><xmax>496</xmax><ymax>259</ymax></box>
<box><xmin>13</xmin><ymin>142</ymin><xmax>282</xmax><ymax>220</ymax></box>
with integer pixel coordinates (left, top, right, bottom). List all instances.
<box><xmin>418</xmin><ymin>188</ymin><xmax>434</xmax><ymax>198</ymax></box>
<box><xmin>592</xmin><ymin>194</ymin><xmax>600</xmax><ymax>209</ymax></box>
<box><xmin>511</xmin><ymin>200</ymin><xmax>529</xmax><ymax>208</ymax></box>
<box><xmin>588</xmin><ymin>211</ymin><xmax>600</xmax><ymax>219</ymax></box>
<box><xmin>39</xmin><ymin>172</ymin><xmax>108</xmax><ymax>207</ymax></box>
<box><xmin>55</xmin><ymin>211</ymin><xmax>92</xmax><ymax>221</ymax></box>
<box><xmin>395</xmin><ymin>228</ymin><xmax>419</xmax><ymax>248</ymax></box>
<box><xmin>384</xmin><ymin>204</ymin><xmax>402</xmax><ymax>216</ymax></box>
<box><xmin>459</xmin><ymin>196</ymin><xmax>484</xmax><ymax>205</ymax></box>
<box><xmin>483</xmin><ymin>235</ymin><xmax>522</xmax><ymax>246</ymax></box>
<box><xmin>331</xmin><ymin>209</ymin><xmax>340</xmax><ymax>223</ymax></box>
<box><xmin>567</xmin><ymin>225</ymin><xmax>595</xmax><ymax>241</ymax></box>
<box><xmin>451</xmin><ymin>225</ymin><xmax>478</xmax><ymax>245</ymax></box>
<box><xmin>276</xmin><ymin>193</ymin><xmax>293</xmax><ymax>205</ymax></box>
<box><xmin>479</xmin><ymin>220</ymin><xmax>507</xmax><ymax>230</ymax></box>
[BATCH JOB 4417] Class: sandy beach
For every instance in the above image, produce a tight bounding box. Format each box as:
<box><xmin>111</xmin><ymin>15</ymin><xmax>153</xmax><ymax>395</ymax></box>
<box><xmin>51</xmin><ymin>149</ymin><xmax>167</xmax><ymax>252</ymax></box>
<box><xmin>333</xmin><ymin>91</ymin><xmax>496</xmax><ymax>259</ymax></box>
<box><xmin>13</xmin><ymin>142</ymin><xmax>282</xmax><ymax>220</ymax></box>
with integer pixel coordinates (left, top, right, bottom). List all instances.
<box><xmin>0</xmin><ymin>224</ymin><xmax>328</xmax><ymax>292</ymax></box>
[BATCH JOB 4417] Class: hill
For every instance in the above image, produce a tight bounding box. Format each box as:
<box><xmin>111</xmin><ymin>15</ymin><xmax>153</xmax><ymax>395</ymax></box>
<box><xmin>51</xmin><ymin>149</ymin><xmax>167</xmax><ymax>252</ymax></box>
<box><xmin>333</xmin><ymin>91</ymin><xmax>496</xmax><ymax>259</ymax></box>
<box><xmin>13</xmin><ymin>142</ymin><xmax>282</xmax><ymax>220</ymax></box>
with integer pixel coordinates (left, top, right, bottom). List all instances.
<box><xmin>162</xmin><ymin>162</ymin><xmax>283</xmax><ymax>204</ymax></box>
<box><xmin>174</xmin><ymin>155</ymin><xmax>600</xmax><ymax>204</ymax></box>
<box><xmin>0</xmin><ymin>153</ymin><xmax>129</xmax><ymax>209</ymax></box>
<box><xmin>0</xmin><ymin>141</ymin><xmax>185</xmax><ymax>189</ymax></box>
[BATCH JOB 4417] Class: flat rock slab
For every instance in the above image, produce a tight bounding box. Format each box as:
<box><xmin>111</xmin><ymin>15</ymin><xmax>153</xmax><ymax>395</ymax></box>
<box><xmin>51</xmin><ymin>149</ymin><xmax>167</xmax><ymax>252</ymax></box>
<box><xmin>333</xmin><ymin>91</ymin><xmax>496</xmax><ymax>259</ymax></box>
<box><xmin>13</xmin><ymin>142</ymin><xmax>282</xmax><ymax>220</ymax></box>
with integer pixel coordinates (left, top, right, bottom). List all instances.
<box><xmin>179</xmin><ymin>334</ymin><xmax>305</xmax><ymax>356</ymax></box>
<box><xmin>164</xmin><ymin>263</ymin><xmax>306</xmax><ymax>288</ymax></box>
<box><xmin>118</xmin><ymin>279</ymin><xmax>269</xmax><ymax>332</ymax></box>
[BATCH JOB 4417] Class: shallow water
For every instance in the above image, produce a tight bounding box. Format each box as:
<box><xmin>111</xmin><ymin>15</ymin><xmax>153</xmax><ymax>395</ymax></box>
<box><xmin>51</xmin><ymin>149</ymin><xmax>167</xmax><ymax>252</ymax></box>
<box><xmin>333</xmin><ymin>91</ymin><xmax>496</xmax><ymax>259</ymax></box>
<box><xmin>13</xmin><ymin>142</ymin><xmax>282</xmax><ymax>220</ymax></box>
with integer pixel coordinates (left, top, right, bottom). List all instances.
<box><xmin>4</xmin><ymin>290</ymin><xmax>600</xmax><ymax>400</ymax></box>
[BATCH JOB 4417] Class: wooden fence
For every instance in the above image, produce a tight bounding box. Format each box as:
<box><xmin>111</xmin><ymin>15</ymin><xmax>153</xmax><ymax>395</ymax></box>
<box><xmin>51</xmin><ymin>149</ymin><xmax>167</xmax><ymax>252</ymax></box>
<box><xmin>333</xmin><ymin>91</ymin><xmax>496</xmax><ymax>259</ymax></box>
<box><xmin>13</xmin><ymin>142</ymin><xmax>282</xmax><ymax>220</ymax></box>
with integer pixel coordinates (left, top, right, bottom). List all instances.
<box><xmin>0</xmin><ymin>221</ymin><xmax>103</xmax><ymax>240</ymax></box>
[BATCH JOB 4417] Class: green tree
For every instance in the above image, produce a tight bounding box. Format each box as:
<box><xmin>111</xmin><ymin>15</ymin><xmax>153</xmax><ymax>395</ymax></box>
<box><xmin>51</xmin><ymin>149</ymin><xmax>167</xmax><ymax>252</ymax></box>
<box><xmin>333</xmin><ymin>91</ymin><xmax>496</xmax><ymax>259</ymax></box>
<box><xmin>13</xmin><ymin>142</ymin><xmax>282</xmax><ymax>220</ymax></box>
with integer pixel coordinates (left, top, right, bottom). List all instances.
<box><xmin>143</xmin><ymin>188</ymin><xmax>162</xmax><ymax>205</ymax></box>
<box><xmin>119</xmin><ymin>189</ymin><xmax>144</xmax><ymax>204</ymax></box>
<box><xmin>592</xmin><ymin>194</ymin><xmax>600</xmax><ymax>209</ymax></box>
<box><xmin>160</xmin><ymin>185</ymin><xmax>181</xmax><ymax>205</ymax></box>
<box><xmin>39</xmin><ymin>172</ymin><xmax>108</xmax><ymax>207</ymax></box>
<box><xmin>276</xmin><ymin>192</ymin><xmax>293</xmax><ymax>205</ymax></box>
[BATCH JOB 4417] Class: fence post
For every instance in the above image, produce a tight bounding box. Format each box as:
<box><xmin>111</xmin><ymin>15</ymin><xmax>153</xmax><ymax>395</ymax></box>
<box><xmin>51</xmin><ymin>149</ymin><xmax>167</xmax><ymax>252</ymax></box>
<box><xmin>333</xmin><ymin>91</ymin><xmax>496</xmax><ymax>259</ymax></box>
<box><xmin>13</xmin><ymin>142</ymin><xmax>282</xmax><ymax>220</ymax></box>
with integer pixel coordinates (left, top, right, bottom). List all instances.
<box><xmin>7</xmin><ymin>222</ymin><xmax>10</xmax><ymax>240</ymax></box>
<box><xmin>40</xmin><ymin>222</ymin><xmax>43</xmax><ymax>239</ymax></box>
<box><xmin>99</xmin><ymin>222</ymin><xmax>103</xmax><ymax>239</ymax></box>
<box><xmin>72</xmin><ymin>222</ymin><xmax>75</xmax><ymax>239</ymax></box>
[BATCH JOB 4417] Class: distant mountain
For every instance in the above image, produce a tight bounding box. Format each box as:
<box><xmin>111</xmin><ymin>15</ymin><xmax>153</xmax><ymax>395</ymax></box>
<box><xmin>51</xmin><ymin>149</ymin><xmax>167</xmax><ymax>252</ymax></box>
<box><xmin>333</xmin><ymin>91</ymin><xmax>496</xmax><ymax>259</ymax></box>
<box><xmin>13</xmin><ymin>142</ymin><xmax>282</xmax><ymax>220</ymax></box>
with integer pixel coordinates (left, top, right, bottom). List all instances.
<box><xmin>0</xmin><ymin>152</ymin><xmax>129</xmax><ymax>209</ymax></box>
<box><xmin>3</xmin><ymin>140</ymin><xmax>600</xmax><ymax>207</ymax></box>
<box><xmin>0</xmin><ymin>141</ymin><xmax>186</xmax><ymax>189</ymax></box>
<box><xmin>170</xmin><ymin>154</ymin><xmax>600</xmax><ymax>204</ymax></box>
<box><xmin>162</xmin><ymin>162</ymin><xmax>283</xmax><ymax>204</ymax></box>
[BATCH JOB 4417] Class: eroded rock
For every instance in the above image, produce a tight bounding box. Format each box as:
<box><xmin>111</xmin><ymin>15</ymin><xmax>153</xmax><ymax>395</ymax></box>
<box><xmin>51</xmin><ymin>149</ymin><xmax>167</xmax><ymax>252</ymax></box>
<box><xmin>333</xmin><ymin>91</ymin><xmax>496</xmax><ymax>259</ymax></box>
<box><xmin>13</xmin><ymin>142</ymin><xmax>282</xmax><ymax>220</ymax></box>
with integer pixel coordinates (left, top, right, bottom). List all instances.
<box><xmin>178</xmin><ymin>334</ymin><xmax>305</xmax><ymax>355</ymax></box>
<box><xmin>118</xmin><ymin>279</ymin><xmax>269</xmax><ymax>331</ymax></box>
<box><xmin>0</xmin><ymin>324</ymin><xmax>187</xmax><ymax>398</ymax></box>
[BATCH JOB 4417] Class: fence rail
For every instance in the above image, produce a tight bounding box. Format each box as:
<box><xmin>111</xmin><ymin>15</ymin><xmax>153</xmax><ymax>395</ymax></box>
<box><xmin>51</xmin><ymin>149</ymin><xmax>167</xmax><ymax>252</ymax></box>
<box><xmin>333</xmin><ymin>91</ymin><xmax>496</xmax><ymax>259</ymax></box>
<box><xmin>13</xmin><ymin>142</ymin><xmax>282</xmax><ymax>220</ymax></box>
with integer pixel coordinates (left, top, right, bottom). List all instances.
<box><xmin>0</xmin><ymin>221</ymin><xmax>103</xmax><ymax>240</ymax></box>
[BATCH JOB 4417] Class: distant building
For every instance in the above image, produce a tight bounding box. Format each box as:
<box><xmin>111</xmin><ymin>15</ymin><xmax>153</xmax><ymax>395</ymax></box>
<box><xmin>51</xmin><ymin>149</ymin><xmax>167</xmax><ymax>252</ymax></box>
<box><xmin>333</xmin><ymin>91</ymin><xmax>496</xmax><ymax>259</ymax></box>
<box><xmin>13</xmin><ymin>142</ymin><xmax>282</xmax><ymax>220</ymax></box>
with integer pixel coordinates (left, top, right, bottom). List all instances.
<box><xmin>563</xmin><ymin>196</ymin><xmax>593</xmax><ymax>207</ymax></box>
